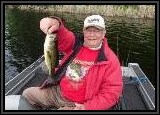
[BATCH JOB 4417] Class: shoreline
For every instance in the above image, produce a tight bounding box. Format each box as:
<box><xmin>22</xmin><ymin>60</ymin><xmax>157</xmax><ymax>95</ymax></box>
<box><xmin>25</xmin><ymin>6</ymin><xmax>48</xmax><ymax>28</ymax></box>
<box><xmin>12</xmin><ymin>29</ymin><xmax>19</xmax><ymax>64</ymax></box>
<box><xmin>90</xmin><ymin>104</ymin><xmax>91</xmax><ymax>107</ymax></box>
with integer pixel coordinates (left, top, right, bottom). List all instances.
<box><xmin>6</xmin><ymin>5</ymin><xmax>155</xmax><ymax>19</ymax></box>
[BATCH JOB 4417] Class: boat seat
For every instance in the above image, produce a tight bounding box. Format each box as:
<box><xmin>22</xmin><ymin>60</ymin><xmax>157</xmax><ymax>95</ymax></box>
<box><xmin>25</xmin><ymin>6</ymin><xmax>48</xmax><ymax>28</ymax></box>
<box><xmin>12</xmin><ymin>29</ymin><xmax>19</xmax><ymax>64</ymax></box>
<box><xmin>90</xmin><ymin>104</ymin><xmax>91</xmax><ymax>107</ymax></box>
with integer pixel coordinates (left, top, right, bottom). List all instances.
<box><xmin>5</xmin><ymin>95</ymin><xmax>37</xmax><ymax>110</ymax></box>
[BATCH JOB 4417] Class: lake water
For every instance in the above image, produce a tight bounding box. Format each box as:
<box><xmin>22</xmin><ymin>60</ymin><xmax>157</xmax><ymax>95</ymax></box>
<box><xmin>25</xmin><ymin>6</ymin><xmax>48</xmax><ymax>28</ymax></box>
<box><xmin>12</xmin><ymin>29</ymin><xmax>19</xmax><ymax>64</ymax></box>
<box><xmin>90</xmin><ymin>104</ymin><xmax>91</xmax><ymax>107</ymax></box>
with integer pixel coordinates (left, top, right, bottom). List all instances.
<box><xmin>5</xmin><ymin>8</ymin><xmax>156</xmax><ymax>86</ymax></box>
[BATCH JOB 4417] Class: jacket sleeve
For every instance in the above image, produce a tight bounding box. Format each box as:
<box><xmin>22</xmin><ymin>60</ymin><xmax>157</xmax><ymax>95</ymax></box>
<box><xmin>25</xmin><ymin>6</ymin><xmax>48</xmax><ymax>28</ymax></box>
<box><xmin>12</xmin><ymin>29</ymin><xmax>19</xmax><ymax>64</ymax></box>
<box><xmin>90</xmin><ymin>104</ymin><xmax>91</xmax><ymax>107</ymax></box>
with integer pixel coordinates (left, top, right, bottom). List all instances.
<box><xmin>84</xmin><ymin>50</ymin><xmax>123</xmax><ymax>110</ymax></box>
<box><xmin>51</xmin><ymin>16</ymin><xmax>75</xmax><ymax>54</ymax></box>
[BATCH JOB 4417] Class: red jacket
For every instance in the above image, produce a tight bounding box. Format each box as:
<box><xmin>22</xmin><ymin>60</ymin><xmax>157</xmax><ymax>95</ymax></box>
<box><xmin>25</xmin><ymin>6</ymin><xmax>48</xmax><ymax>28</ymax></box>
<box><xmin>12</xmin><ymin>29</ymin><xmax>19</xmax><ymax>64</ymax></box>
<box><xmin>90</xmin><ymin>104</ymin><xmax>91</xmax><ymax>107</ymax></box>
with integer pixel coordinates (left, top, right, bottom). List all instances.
<box><xmin>55</xmin><ymin>19</ymin><xmax>123</xmax><ymax>110</ymax></box>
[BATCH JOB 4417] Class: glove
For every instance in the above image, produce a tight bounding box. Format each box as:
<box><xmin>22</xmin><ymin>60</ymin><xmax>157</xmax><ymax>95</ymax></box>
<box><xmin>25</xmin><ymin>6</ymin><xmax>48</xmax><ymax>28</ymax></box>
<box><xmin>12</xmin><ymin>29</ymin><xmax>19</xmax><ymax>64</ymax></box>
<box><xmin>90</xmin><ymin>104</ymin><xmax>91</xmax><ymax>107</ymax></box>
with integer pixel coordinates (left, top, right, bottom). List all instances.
<box><xmin>39</xmin><ymin>78</ymin><xmax>58</xmax><ymax>89</ymax></box>
<box><xmin>40</xmin><ymin>17</ymin><xmax>60</xmax><ymax>34</ymax></box>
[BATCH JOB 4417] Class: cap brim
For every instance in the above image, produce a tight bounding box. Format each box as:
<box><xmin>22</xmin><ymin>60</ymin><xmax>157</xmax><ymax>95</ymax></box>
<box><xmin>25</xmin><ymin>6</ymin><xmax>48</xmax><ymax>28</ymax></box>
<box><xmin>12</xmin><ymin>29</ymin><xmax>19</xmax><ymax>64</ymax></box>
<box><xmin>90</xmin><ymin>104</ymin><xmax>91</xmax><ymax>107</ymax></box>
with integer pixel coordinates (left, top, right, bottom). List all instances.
<box><xmin>83</xmin><ymin>24</ymin><xmax>104</xmax><ymax>30</ymax></box>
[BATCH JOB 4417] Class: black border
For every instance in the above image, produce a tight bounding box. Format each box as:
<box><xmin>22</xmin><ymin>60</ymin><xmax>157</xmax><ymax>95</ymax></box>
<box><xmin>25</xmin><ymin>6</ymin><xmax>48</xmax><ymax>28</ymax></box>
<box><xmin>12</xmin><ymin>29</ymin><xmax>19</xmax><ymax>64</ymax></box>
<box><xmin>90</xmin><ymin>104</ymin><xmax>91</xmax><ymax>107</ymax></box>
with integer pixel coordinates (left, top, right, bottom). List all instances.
<box><xmin>1</xmin><ymin>0</ymin><xmax>159</xmax><ymax>114</ymax></box>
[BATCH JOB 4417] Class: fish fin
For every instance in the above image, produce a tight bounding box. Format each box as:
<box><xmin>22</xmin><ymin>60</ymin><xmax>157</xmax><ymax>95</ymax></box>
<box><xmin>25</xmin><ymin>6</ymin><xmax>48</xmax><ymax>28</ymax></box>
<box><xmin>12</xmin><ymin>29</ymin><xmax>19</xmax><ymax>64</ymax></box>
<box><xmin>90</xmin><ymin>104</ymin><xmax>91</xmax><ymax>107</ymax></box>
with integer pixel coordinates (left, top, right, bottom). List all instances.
<box><xmin>46</xmin><ymin>51</ymin><xmax>53</xmax><ymax>75</ymax></box>
<box><xmin>47</xmin><ymin>51</ymin><xmax>52</xmax><ymax>61</ymax></box>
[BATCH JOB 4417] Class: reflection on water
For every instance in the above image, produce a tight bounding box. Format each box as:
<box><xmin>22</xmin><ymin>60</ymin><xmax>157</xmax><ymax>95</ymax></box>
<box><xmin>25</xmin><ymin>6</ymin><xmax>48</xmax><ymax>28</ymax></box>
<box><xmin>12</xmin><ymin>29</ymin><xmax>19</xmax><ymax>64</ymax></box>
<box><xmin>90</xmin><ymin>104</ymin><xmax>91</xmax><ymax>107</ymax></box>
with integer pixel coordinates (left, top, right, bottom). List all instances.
<box><xmin>5</xmin><ymin>8</ymin><xmax>48</xmax><ymax>82</ymax></box>
<box><xmin>106</xmin><ymin>18</ymin><xmax>155</xmax><ymax>86</ymax></box>
<box><xmin>5</xmin><ymin>8</ymin><xmax>155</xmax><ymax>86</ymax></box>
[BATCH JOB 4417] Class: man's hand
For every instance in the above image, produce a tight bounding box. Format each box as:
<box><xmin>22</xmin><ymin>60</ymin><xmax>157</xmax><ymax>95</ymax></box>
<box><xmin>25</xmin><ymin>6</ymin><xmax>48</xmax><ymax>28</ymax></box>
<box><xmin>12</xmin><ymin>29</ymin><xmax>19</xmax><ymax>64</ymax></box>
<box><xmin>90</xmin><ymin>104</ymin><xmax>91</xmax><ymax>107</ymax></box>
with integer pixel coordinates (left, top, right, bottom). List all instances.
<box><xmin>57</xmin><ymin>106</ymin><xmax>75</xmax><ymax>110</ymax></box>
<box><xmin>74</xmin><ymin>103</ymin><xmax>85</xmax><ymax>110</ymax></box>
<box><xmin>57</xmin><ymin>103</ymin><xmax>85</xmax><ymax>110</ymax></box>
<box><xmin>40</xmin><ymin>17</ymin><xmax>60</xmax><ymax>34</ymax></box>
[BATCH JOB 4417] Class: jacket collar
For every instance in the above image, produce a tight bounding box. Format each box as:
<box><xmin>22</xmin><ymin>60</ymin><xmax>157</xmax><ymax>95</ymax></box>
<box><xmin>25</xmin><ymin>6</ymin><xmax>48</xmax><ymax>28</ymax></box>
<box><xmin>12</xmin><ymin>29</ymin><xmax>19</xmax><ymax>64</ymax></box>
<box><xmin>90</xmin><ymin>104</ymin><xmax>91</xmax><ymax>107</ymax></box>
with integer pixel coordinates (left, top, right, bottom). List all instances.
<box><xmin>96</xmin><ymin>40</ymin><xmax>108</xmax><ymax>62</ymax></box>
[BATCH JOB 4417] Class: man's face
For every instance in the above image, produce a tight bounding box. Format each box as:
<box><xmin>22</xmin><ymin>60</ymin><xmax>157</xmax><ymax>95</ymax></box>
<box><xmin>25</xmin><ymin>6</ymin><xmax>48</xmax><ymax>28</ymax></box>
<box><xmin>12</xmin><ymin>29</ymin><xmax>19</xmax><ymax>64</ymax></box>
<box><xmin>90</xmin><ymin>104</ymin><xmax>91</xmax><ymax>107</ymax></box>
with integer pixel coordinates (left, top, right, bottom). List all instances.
<box><xmin>83</xmin><ymin>26</ymin><xmax>105</xmax><ymax>48</ymax></box>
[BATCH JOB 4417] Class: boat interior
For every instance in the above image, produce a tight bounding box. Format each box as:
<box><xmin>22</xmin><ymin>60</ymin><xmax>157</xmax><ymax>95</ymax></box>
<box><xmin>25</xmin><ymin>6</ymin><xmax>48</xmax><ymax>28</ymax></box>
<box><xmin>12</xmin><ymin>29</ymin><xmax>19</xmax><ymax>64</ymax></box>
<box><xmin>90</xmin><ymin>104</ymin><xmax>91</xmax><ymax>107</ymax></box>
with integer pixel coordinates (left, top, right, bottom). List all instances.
<box><xmin>5</xmin><ymin>56</ymin><xmax>155</xmax><ymax>110</ymax></box>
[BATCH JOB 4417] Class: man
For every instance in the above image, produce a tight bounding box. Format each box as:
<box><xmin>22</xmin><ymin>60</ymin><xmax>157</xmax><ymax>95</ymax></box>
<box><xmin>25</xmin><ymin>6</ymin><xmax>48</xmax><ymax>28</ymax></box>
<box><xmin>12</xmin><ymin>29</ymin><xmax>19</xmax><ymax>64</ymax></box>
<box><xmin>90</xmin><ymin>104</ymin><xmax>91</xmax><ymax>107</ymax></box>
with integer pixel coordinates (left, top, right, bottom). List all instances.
<box><xmin>22</xmin><ymin>15</ymin><xmax>123</xmax><ymax>110</ymax></box>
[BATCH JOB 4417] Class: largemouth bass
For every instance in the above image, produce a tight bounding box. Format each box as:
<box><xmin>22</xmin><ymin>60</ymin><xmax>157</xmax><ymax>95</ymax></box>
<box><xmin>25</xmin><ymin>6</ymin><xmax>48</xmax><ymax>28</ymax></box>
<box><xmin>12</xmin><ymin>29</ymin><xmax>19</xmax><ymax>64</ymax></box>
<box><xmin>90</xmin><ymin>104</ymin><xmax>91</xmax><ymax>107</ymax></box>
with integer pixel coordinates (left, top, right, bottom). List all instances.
<box><xmin>41</xmin><ymin>33</ymin><xmax>76</xmax><ymax>107</ymax></box>
<box><xmin>44</xmin><ymin>33</ymin><xmax>59</xmax><ymax>78</ymax></box>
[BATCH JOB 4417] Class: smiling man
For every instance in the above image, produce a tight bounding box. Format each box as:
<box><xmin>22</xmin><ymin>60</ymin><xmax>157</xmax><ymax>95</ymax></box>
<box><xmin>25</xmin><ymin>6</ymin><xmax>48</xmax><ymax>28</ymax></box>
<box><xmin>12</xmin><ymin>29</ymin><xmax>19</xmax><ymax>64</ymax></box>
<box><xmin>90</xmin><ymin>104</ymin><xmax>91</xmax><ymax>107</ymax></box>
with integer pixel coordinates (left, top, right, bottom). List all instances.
<box><xmin>83</xmin><ymin>15</ymin><xmax>106</xmax><ymax>49</ymax></box>
<box><xmin>22</xmin><ymin>15</ymin><xmax>123</xmax><ymax>110</ymax></box>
